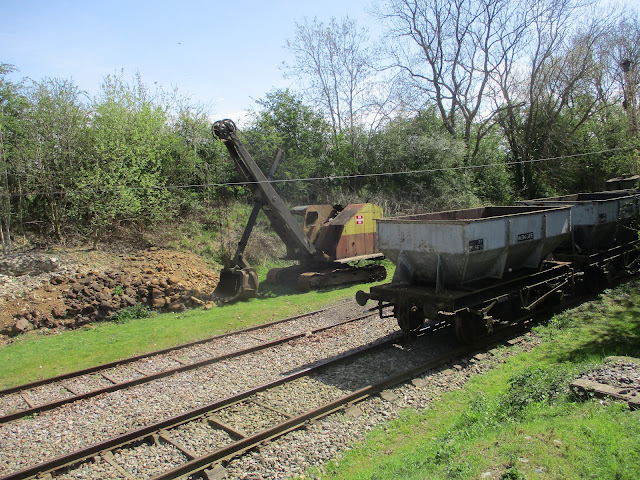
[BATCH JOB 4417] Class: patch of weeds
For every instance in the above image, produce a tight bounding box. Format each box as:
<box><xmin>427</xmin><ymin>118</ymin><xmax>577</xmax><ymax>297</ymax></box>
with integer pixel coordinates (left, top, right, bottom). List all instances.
<box><xmin>456</xmin><ymin>393</ymin><xmax>491</xmax><ymax>432</ymax></box>
<box><xmin>548</xmin><ymin>311</ymin><xmax>572</xmax><ymax>330</ymax></box>
<box><xmin>499</xmin><ymin>366</ymin><xmax>575</xmax><ymax>415</ymax></box>
<box><xmin>112</xmin><ymin>305</ymin><xmax>153</xmax><ymax>324</ymax></box>
<box><xmin>444</xmin><ymin>459</ymin><xmax>472</xmax><ymax>479</ymax></box>
<box><xmin>534</xmin><ymin>312</ymin><xmax>573</xmax><ymax>340</ymax></box>
<box><xmin>501</xmin><ymin>465</ymin><xmax>526</xmax><ymax>480</ymax></box>
<box><xmin>112</xmin><ymin>285</ymin><xmax>124</xmax><ymax>296</ymax></box>
<box><xmin>433</xmin><ymin>435</ymin><xmax>456</xmax><ymax>464</ymax></box>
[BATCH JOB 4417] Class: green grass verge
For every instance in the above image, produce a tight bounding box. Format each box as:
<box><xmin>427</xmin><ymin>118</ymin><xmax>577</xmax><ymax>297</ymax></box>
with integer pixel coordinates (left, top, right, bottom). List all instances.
<box><xmin>0</xmin><ymin>261</ymin><xmax>394</xmax><ymax>389</ymax></box>
<box><xmin>313</xmin><ymin>281</ymin><xmax>640</xmax><ymax>480</ymax></box>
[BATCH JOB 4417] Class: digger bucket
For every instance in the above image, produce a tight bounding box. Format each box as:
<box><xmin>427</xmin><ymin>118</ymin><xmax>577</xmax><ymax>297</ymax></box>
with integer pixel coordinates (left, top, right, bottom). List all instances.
<box><xmin>212</xmin><ymin>267</ymin><xmax>259</xmax><ymax>304</ymax></box>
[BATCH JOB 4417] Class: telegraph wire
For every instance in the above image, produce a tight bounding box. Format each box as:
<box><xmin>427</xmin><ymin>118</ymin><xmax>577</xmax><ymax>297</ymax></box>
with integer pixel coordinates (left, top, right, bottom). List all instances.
<box><xmin>0</xmin><ymin>145</ymin><xmax>634</xmax><ymax>199</ymax></box>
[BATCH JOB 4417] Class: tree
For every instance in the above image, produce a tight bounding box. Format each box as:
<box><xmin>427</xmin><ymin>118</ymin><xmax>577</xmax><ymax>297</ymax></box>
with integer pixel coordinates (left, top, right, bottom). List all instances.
<box><xmin>364</xmin><ymin>110</ymin><xmax>476</xmax><ymax>212</ymax></box>
<box><xmin>74</xmin><ymin>73</ymin><xmax>170</xmax><ymax>247</ymax></box>
<box><xmin>284</xmin><ymin>17</ymin><xmax>386</xmax><ymax>151</ymax></box>
<box><xmin>17</xmin><ymin>77</ymin><xmax>88</xmax><ymax>241</ymax></box>
<box><xmin>246</xmin><ymin>89</ymin><xmax>333</xmax><ymax>203</ymax></box>
<box><xmin>377</xmin><ymin>0</ymin><xmax>532</xmax><ymax>160</ymax></box>
<box><xmin>0</xmin><ymin>64</ymin><xmax>27</xmax><ymax>253</ymax></box>
<box><xmin>163</xmin><ymin>101</ymin><xmax>226</xmax><ymax>213</ymax></box>
<box><xmin>495</xmin><ymin>2</ymin><xmax>622</xmax><ymax>196</ymax></box>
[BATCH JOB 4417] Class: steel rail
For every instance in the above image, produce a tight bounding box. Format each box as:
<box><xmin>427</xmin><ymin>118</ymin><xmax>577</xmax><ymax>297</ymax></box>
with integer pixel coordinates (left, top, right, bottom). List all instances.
<box><xmin>156</xmin><ymin>281</ymin><xmax>635</xmax><ymax>480</ymax></box>
<box><xmin>0</xmin><ymin>326</ymin><xmax>407</xmax><ymax>480</ymax></box>
<box><xmin>1</xmin><ymin>293</ymin><xmax>584</xmax><ymax>480</ymax></box>
<box><xmin>152</xmin><ymin>321</ymin><xmax>536</xmax><ymax>480</ymax></box>
<box><xmin>0</xmin><ymin>305</ymin><xmax>343</xmax><ymax>396</ymax></box>
<box><xmin>0</xmin><ymin>309</ymin><xmax>376</xmax><ymax>425</ymax></box>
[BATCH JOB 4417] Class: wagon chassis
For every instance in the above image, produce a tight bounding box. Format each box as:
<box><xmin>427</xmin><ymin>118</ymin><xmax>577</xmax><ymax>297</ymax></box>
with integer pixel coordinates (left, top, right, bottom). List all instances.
<box><xmin>366</xmin><ymin>237</ymin><xmax>640</xmax><ymax>342</ymax></box>
<box><xmin>554</xmin><ymin>238</ymin><xmax>640</xmax><ymax>291</ymax></box>
<box><xmin>366</xmin><ymin>261</ymin><xmax>575</xmax><ymax>339</ymax></box>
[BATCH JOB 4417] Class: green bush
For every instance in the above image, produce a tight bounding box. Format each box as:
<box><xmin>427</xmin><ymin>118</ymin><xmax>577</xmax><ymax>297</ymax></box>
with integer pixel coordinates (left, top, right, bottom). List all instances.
<box><xmin>111</xmin><ymin>305</ymin><xmax>153</xmax><ymax>324</ymax></box>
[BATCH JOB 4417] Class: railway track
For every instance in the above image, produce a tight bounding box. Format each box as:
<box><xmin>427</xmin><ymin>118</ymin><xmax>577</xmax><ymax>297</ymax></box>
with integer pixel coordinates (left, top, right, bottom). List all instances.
<box><xmin>0</xmin><ymin>303</ymin><xmax>376</xmax><ymax>425</ymax></box>
<box><xmin>0</xmin><ymin>310</ymin><xmax>537</xmax><ymax>480</ymax></box>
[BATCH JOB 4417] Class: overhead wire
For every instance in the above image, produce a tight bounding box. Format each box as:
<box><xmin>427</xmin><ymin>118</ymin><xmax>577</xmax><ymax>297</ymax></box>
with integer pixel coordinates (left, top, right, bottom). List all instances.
<box><xmin>0</xmin><ymin>145</ymin><xmax>634</xmax><ymax>199</ymax></box>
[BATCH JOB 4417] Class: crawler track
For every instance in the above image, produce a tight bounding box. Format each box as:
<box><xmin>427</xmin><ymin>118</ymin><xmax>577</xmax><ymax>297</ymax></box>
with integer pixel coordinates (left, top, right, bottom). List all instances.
<box><xmin>0</xmin><ymin>304</ymin><xmax>372</xmax><ymax>425</ymax></box>
<box><xmin>0</xmin><ymin>312</ymin><xmax>536</xmax><ymax>480</ymax></box>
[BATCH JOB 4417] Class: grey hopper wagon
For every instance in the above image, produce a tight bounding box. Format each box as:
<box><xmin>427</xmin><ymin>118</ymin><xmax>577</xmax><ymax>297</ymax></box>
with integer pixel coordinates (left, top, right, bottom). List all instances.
<box><xmin>357</xmin><ymin>205</ymin><xmax>575</xmax><ymax>341</ymax></box>
<box><xmin>377</xmin><ymin>205</ymin><xmax>572</xmax><ymax>292</ymax></box>
<box><xmin>358</xmin><ymin>200</ymin><xmax>640</xmax><ymax>343</ymax></box>
<box><xmin>518</xmin><ymin>191</ymin><xmax>640</xmax><ymax>253</ymax></box>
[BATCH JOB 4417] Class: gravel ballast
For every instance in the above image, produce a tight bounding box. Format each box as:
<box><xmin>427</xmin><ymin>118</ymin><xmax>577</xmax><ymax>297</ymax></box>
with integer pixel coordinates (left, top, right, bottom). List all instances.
<box><xmin>4</xmin><ymin>295</ymin><xmax>632</xmax><ymax>480</ymax></box>
<box><xmin>0</xmin><ymin>300</ymin><xmax>395</xmax><ymax>475</ymax></box>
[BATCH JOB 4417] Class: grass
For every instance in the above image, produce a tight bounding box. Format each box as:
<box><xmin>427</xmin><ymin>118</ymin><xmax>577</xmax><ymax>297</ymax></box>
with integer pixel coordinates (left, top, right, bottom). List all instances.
<box><xmin>0</xmin><ymin>261</ymin><xmax>393</xmax><ymax>389</ymax></box>
<box><xmin>312</xmin><ymin>281</ymin><xmax>640</xmax><ymax>480</ymax></box>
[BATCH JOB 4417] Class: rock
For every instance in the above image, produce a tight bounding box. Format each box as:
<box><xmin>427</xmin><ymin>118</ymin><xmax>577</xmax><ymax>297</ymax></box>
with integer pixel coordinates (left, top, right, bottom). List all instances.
<box><xmin>98</xmin><ymin>291</ymin><xmax>112</xmax><ymax>303</ymax></box>
<box><xmin>2</xmin><ymin>247</ymin><xmax>223</xmax><ymax>336</ymax></box>
<box><xmin>14</xmin><ymin>317</ymin><xmax>33</xmax><ymax>332</ymax></box>
<box><xmin>100</xmin><ymin>301</ymin><xmax>114</xmax><ymax>312</ymax></box>
<box><xmin>42</xmin><ymin>314</ymin><xmax>57</xmax><ymax>327</ymax></box>
<box><xmin>150</xmin><ymin>286</ymin><xmax>165</xmax><ymax>298</ymax></box>
<box><xmin>190</xmin><ymin>296</ymin><xmax>205</xmax><ymax>306</ymax></box>
<box><xmin>168</xmin><ymin>302</ymin><xmax>186</xmax><ymax>312</ymax></box>
<box><xmin>152</xmin><ymin>296</ymin><xmax>166</xmax><ymax>309</ymax></box>
<box><xmin>122</xmin><ymin>295</ymin><xmax>137</xmax><ymax>307</ymax></box>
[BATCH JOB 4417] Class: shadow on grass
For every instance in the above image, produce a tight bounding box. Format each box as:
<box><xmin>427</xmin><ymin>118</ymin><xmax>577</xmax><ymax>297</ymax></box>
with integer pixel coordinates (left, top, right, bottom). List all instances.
<box><xmin>257</xmin><ymin>282</ymin><xmax>358</xmax><ymax>299</ymax></box>
<box><xmin>546</xmin><ymin>292</ymin><xmax>640</xmax><ymax>363</ymax></box>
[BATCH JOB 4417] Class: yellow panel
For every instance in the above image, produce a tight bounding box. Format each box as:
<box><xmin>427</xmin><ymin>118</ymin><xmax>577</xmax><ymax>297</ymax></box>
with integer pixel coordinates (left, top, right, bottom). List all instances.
<box><xmin>343</xmin><ymin>204</ymin><xmax>383</xmax><ymax>235</ymax></box>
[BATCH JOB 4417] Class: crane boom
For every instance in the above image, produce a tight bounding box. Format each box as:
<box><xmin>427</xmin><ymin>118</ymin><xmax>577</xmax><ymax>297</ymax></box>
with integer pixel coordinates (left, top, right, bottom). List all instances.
<box><xmin>213</xmin><ymin>119</ymin><xmax>316</xmax><ymax>260</ymax></box>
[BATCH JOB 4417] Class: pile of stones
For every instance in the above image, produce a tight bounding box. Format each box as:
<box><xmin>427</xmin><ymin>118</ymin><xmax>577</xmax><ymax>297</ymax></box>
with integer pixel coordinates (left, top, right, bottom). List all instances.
<box><xmin>11</xmin><ymin>270</ymin><xmax>215</xmax><ymax>334</ymax></box>
<box><xmin>3</xmin><ymin>249</ymin><xmax>220</xmax><ymax>336</ymax></box>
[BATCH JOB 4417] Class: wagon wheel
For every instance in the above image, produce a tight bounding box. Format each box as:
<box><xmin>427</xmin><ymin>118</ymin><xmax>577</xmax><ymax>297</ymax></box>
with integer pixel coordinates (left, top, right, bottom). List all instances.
<box><xmin>454</xmin><ymin>310</ymin><xmax>492</xmax><ymax>345</ymax></box>
<box><xmin>454</xmin><ymin>311</ymin><xmax>476</xmax><ymax>344</ymax></box>
<box><xmin>396</xmin><ymin>303</ymin><xmax>424</xmax><ymax>333</ymax></box>
<box><xmin>584</xmin><ymin>265</ymin><xmax>608</xmax><ymax>293</ymax></box>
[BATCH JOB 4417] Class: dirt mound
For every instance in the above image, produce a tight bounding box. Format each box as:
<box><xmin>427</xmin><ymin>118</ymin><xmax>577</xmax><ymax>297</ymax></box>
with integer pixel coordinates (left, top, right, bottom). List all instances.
<box><xmin>0</xmin><ymin>248</ymin><xmax>220</xmax><ymax>339</ymax></box>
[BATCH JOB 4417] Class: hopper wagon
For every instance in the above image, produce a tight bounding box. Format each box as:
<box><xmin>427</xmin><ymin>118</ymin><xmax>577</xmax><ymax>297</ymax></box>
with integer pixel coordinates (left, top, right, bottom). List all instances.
<box><xmin>357</xmin><ymin>199</ymin><xmax>640</xmax><ymax>343</ymax></box>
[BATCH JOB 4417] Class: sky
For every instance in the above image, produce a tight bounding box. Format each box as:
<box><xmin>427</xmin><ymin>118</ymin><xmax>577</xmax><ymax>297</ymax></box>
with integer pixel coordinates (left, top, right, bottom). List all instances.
<box><xmin>3</xmin><ymin>0</ymin><xmax>640</xmax><ymax>124</ymax></box>
<box><xmin>1</xmin><ymin>0</ymin><xmax>375</xmax><ymax>122</ymax></box>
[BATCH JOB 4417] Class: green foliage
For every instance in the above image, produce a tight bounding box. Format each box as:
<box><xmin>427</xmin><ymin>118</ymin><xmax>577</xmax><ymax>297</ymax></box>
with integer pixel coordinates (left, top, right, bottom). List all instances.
<box><xmin>111</xmin><ymin>305</ymin><xmax>153</xmax><ymax>324</ymax></box>
<box><xmin>16</xmin><ymin>77</ymin><xmax>88</xmax><ymax>240</ymax></box>
<box><xmin>0</xmin><ymin>68</ymin><xmax>230</xmax><ymax>247</ymax></box>
<box><xmin>246</xmin><ymin>89</ymin><xmax>333</xmax><ymax>203</ymax></box>
<box><xmin>501</xmin><ymin>466</ymin><xmax>526</xmax><ymax>480</ymax></box>
<box><xmin>71</xmin><ymin>73</ymin><xmax>171</xmax><ymax>244</ymax></box>
<box><xmin>0</xmin><ymin>64</ymin><xmax>28</xmax><ymax>252</ymax></box>
<box><xmin>469</xmin><ymin>129</ymin><xmax>515</xmax><ymax>205</ymax></box>
<box><xmin>500</xmin><ymin>365</ymin><xmax>578</xmax><ymax>415</ymax></box>
<box><xmin>364</xmin><ymin>111</ymin><xmax>479</xmax><ymax>212</ymax></box>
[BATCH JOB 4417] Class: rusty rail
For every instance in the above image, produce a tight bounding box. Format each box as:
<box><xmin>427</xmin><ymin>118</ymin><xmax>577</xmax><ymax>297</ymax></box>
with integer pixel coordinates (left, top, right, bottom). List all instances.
<box><xmin>0</xmin><ymin>305</ymin><xmax>373</xmax><ymax>425</ymax></box>
<box><xmin>0</xmin><ymin>312</ymin><xmax>541</xmax><ymax>480</ymax></box>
